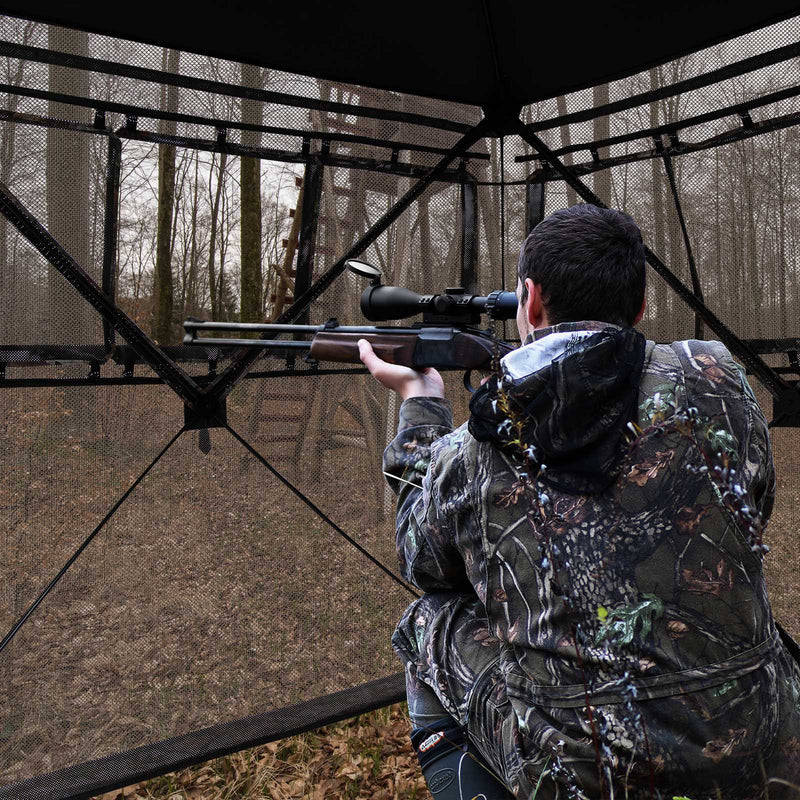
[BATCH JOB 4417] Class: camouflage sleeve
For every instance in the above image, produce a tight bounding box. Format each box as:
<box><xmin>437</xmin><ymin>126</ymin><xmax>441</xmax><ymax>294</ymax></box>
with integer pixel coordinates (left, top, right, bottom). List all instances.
<box><xmin>733</xmin><ymin>363</ymin><xmax>776</xmax><ymax>523</ymax></box>
<box><xmin>675</xmin><ymin>340</ymin><xmax>776</xmax><ymax>524</ymax></box>
<box><xmin>382</xmin><ymin>397</ymin><xmax>473</xmax><ymax>592</ymax></box>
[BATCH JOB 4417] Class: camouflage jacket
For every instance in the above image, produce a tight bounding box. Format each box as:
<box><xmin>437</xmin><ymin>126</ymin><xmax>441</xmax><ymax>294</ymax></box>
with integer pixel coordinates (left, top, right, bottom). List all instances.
<box><xmin>384</xmin><ymin>321</ymin><xmax>800</xmax><ymax>796</ymax></box>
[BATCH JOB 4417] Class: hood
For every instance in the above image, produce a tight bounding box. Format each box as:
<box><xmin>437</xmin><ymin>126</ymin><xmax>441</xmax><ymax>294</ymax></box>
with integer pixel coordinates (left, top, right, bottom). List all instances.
<box><xmin>469</xmin><ymin>322</ymin><xmax>647</xmax><ymax>494</ymax></box>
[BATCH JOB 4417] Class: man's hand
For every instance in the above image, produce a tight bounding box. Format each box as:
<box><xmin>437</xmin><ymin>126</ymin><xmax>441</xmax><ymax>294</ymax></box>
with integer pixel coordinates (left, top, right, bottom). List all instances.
<box><xmin>358</xmin><ymin>339</ymin><xmax>445</xmax><ymax>401</ymax></box>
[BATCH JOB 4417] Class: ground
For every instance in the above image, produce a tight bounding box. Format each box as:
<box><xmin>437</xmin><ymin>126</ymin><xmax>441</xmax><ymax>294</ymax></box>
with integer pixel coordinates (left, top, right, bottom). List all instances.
<box><xmin>1</xmin><ymin>370</ymin><xmax>797</xmax><ymax>798</ymax></box>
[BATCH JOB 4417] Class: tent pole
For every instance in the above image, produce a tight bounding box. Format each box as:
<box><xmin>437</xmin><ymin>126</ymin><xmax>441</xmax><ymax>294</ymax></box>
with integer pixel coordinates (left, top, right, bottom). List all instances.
<box><xmin>460</xmin><ymin>169</ymin><xmax>478</xmax><ymax>293</ymax></box>
<box><xmin>655</xmin><ymin>136</ymin><xmax>705</xmax><ymax>340</ymax></box>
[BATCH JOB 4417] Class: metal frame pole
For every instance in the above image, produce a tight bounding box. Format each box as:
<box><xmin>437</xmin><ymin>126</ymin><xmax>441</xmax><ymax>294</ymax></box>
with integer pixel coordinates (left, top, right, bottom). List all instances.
<box><xmin>295</xmin><ymin>157</ymin><xmax>324</xmax><ymax>327</ymax></box>
<box><xmin>525</xmin><ymin>175</ymin><xmax>545</xmax><ymax>235</ymax></box>
<box><xmin>460</xmin><ymin>170</ymin><xmax>478</xmax><ymax>293</ymax></box>
<box><xmin>102</xmin><ymin>133</ymin><xmax>122</xmax><ymax>353</ymax></box>
<box><xmin>657</xmin><ymin>137</ymin><xmax>705</xmax><ymax>340</ymax></box>
<box><xmin>0</xmin><ymin>40</ymin><xmax>473</xmax><ymax>136</ymax></box>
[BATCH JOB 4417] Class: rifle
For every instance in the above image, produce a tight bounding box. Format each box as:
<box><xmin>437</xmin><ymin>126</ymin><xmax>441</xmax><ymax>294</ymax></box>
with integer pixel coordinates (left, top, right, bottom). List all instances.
<box><xmin>183</xmin><ymin>260</ymin><xmax>518</xmax><ymax>388</ymax></box>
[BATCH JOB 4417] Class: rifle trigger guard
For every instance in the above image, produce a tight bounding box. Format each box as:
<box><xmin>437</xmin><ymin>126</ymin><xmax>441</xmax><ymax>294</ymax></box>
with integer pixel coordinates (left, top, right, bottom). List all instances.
<box><xmin>463</xmin><ymin>370</ymin><xmax>477</xmax><ymax>394</ymax></box>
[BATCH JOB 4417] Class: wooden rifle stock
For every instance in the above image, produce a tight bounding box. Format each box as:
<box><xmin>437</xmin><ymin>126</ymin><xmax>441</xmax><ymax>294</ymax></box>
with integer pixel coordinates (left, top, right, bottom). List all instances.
<box><xmin>309</xmin><ymin>331</ymin><xmax>418</xmax><ymax>365</ymax></box>
<box><xmin>309</xmin><ymin>329</ymin><xmax>513</xmax><ymax>369</ymax></box>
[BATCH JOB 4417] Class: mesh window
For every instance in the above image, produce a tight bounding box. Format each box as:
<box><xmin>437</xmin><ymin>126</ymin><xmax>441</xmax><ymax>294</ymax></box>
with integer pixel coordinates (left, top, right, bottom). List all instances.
<box><xmin>1</xmin><ymin>12</ymin><xmax>798</xmax><ymax>799</ymax></box>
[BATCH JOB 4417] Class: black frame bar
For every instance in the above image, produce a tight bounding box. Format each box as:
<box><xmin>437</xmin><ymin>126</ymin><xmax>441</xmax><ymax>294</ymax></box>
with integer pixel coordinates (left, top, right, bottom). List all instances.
<box><xmin>0</xmin><ymin>40</ymin><xmax>476</xmax><ymax>134</ymax></box>
<box><xmin>294</xmin><ymin>157</ymin><xmax>324</xmax><ymax>327</ymax></box>
<box><xmin>460</xmin><ymin>171</ymin><xmax>478</xmax><ymax>292</ymax></box>
<box><xmin>525</xmin><ymin>40</ymin><xmax>800</xmax><ymax>134</ymax></box>
<box><xmin>525</xmin><ymin>109</ymin><xmax>800</xmax><ymax>183</ymax></box>
<box><xmin>6</xmin><ymin>339</ymin><xmax>800</xmax><ymax>390</ymax></box>
<box><xmin>101</xmin><ymin>133</ymin><xmax>121</xmax><ymax>352</ymax></box>
<box><xmin>118</xmin><ymin>124</ymin><xmax>476</xmax><ymax>182</ymax></box>
<box><xmin>516</xmin><ymin>83</ymin><xmax>800</xmax><ymax>164</ymax></box>
<box><xmin>3</xmin><ymin>94</ymin><xmax>796</xmax><ymax>191</ymax></box>
<box><xmin>0</xmin><ymin>80</ymin><xmax>490</xmax><ymax>162</ymax></box>
<box><xmin>0</xmin><ymin>673</ymin><xmax>406</xmax><ymax>800</ymax></box>
<box><xmin>0</xmin><ymin>106</ymin><xmax>477</xmax><ymax>184</ymax></box>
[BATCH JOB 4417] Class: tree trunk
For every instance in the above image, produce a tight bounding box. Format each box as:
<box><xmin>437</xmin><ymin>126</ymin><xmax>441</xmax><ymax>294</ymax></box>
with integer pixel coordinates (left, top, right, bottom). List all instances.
<box><xmin>0</xmin><ymin>21</ymin><xmax>34</xmax><ymax>341</ymax></box>
<box><xmin>0</xmin><ymin>60</ymin><xmax>24</xmax><ymax>340</ymax></box>
<box><xmin>744</xmin><ymin>139</ymin><xmax>761</xmax><ymax>337</ymax></box>
<box><xmin>152</xmin><ymin>48</ymin><xmax>179</xmax><ymax>344</ymax></box>
<box><xmin>474</xmin><ymin>142</ymin><xmax>501</xmax><ymax>280</ymax></box>
<box><xmin>184</xmin><ymin>150</ymin><xmax>200</xmax><ymax>318</ymax></box>
<box><xmin>240</xmin><ymin>62</ymin><xmax>263</xmax><ymax>324</ymax></box>
<box><xmin>47</xmin><ymin>26</ymin><xmax>91</xmax><ymax>343</ymax></box>
<box><xmin>418</xmin><ymin>196</ymin><xmax>432</xmax><ymax>272</ymax></box>
<box><xmin>44</xmin><ymin>26</ymin><xmax>94</xmax><ymax>434</ymax></box>
<box><xmin>556</xmin><ymin>95</ymin><xmax>578</xmax><ymax>207</ymax></box>
<box><xmin>592</xmin><ymin>83</ymin><xmax>611</xmax><ymax>206</ymax></box>
<box><xmin>207</xmin><ymin>151</ymin><xmax>227</xmax><ymax>320</ymax></box>
<box><xmin>775</xmin><ymin>141</ymin><xmax>788</xmax><ymax>335</ymax></box>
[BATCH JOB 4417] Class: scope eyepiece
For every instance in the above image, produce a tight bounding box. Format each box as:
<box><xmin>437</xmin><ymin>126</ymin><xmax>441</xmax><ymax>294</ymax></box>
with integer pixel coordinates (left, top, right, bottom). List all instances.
<box><xmin>485</xmin><ymin>290</ymin><xmax>518</xmax><ymax>320</ymax></box>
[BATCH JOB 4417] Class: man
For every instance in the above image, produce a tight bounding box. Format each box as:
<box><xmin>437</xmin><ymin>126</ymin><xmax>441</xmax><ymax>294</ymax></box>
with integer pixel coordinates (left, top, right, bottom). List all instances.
<box><xmin>359</xmin><ymin>204</ymin><xmax>800</xmax><ymax>798</ymax></box>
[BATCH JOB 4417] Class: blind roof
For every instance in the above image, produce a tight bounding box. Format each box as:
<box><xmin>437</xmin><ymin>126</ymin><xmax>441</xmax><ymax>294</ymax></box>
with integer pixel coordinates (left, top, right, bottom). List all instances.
<box><xmin>3</xmin><ymin>1</ymin><xmax>798</xmax><ymax>110</ymax></box>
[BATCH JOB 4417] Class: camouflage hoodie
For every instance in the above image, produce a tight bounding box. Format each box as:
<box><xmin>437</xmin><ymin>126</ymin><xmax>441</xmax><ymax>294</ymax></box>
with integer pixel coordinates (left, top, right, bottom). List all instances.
<box><xmin>384</xmin><ymin>321</ymin><xmax>800</xmax><ymax>798</ymax></box>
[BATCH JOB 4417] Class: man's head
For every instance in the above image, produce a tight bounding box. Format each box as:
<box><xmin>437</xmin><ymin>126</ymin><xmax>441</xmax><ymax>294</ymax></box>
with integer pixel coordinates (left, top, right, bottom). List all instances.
<box><xmin>515</xmin><ymin>204</ymin><xmax>646</xmax><ymax>340</ymax></box>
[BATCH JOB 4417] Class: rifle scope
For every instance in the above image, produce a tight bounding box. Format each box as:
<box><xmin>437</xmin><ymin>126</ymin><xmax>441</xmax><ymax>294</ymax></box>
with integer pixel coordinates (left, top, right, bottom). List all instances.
<box><xmin>347</xmin><ymin>259</ymin><xmax>518</xmax><ymax>324</ymax></box>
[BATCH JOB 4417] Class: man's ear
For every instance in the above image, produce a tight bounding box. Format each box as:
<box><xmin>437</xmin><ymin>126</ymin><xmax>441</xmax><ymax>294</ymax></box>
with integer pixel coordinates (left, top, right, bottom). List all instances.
<box><xmin>633</xmin><ymin>296</ymin><xmax>646</xmax><ymax>326</ymax></box>
<box><xmin>526</xmin><ymin>279</ymin><xmax>546</xmax><ymax>328</ymax></box>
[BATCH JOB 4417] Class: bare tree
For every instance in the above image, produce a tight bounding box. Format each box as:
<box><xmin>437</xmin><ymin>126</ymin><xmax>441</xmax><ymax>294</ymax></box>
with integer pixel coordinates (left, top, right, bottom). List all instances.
<box><xmin>240</xmin><ymin>62</ymin><xmax>263</xmax><ymax>324</ymax></box>
<box><xmin>152</xmin><ymin>48</ymin><xmax>180</xmax><ymax>344</ymax></box>
<box><xmin>592</xmin><ymin>83</ymin><xmax>612</xmax><ymax>206</ymax></box>
<box><xmin>207</xmin><ymin>151</ymin><xmax>228</xmax><ymax>320</ymax></box>
<box><xmin>0</xmin><ymin>19</ymin><xmax>37</xmax><ymax>341</ymax></box>
<box><xmin>46</xmin><ymin>25</ymin><xmax>91</xmax><ymax>343</ymax></box>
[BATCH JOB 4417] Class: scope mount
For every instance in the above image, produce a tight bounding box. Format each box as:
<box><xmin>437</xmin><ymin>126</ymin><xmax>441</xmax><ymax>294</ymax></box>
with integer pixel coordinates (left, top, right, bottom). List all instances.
<box><xmin>420</xmin><ymin>287</ymin><xmax>483</xmax><ymax>325</ymax></box>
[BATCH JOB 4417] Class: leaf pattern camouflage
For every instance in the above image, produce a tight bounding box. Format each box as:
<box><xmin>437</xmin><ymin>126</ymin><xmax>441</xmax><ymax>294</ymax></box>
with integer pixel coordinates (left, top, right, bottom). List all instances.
<box><xmin>384</xmin><ymin>321</ymin><xmax>800</xmax><ymax>799</ymax></box>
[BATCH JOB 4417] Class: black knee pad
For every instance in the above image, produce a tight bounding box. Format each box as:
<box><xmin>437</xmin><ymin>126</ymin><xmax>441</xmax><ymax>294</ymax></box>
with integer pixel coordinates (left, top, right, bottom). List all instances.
<box><xmin>411</xmin><ymin>717</ymin><xmax>515</xmax><ymax>799</ymax></box>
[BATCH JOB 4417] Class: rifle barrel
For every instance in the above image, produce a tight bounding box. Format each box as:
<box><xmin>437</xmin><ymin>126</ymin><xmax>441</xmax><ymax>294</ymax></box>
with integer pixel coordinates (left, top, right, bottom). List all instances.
<box><xmin>184</xmin><ymin>321</ymin><xmax>320</xmax><ymax>335</ymax></box>
<box><xmin>183</xmin><ymin>320</ymin><xmax>423</xmax><ymax>341</ymax></box>
<box><xmin>188</xmin><ymin>337</ymin><xmax>313</xmax><ymax>350</ymax></box>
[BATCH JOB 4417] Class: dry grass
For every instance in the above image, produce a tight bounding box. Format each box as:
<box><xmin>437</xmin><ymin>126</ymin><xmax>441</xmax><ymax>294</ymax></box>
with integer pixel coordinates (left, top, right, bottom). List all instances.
<box><xmin>102</xmin><ymin>703</ymin><xmax>426</xmax><ymax>800</ymax></box>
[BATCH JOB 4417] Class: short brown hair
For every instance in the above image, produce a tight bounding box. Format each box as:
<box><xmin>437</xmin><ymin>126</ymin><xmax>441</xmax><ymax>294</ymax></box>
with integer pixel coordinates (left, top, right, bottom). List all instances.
<box><xmin>518</xmin><ymin>204</ymin><xmax>646</xmax><ymax>326</ymax></box>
